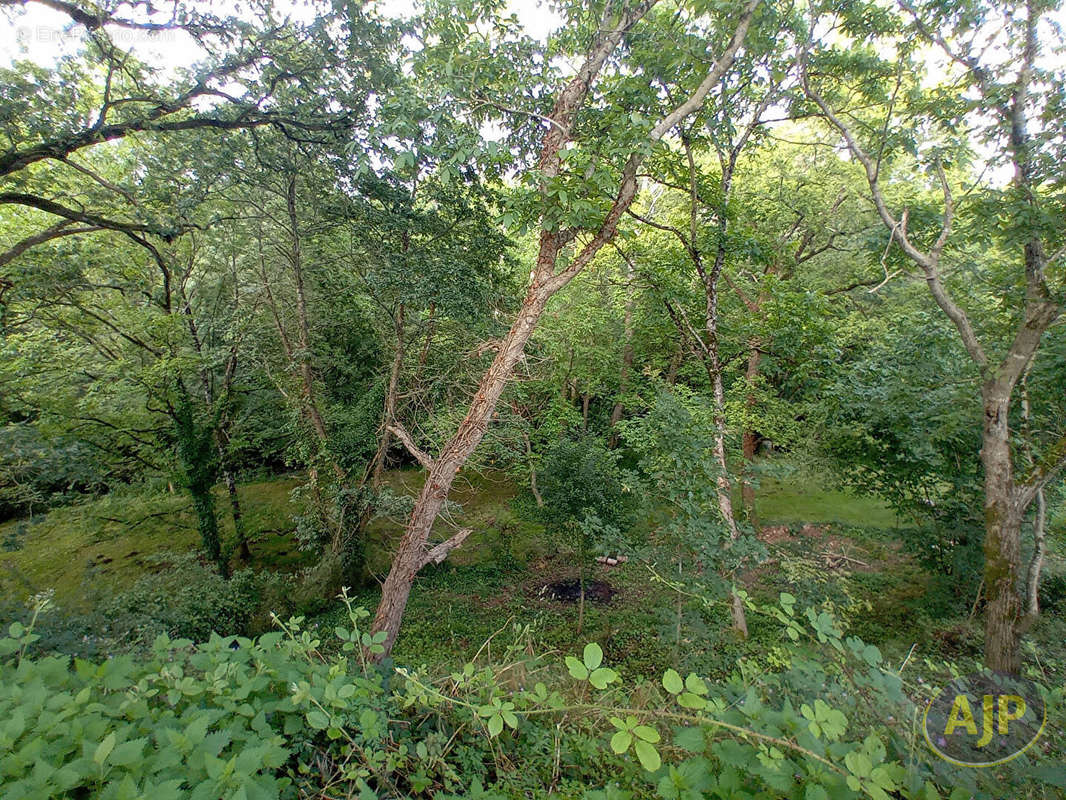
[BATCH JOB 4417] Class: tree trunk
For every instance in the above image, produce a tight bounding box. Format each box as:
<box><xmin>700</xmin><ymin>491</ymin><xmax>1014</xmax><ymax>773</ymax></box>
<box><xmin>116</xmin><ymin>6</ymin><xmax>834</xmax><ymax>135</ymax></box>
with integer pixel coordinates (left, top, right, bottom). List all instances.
<box><xmin>608</xmin><ymin>266</ymin><xmax>636</xmax><ymax>445</ymax></box>
<box><xmin>189</xmin><ymin>477</ymin><xmax>225</xmax><ymax>577</ymax></box>
<box><xmin>371</xmin><ymin>304</ymin><xmax>405</xmax><ymax>488</ymax></box>
<box><xmin>666</xmin><ymin>345</ymin><xmax>682</xmax><ymax>385</ymax></box>
<box><xmin>286</xmin><ymin>176</ymin><xmax>338</xmax><ymax>474</ymax></box>
<box><xmin>523</xmin><ymin>431</ymin><xmax>544</xmax><ymax>507</ymax></box>
<box><xmin>740</xmin><ymin>342</ymin><xmax>761</xmax><ymax>522</ymax></box>
<box><xmin>172</xmin><ymin>393</ymin><xmax>226</xmax><ymax>576</ymax></box>
<box><xmin>371</xmin><ymin>285</ymin><xmax>554</xmax><ymax>654</ymax></box>
<box><xmin>702</xmin><ymin>146</ymin><xmax>747</xmax><ymax>637</ymax></box>
<box><xmin>581</xmin><ymin>392</ymin><xmax>590</xmax><ymax>433</ymax></box>
<box><xmin>223</xmin><ymin>464</ymin><xmax>251</xmax><ymax>562</ymax></box>
<box><xmin>578</xmin><ymin>574</ymin><xmax>586</xmax><ymax>635</ymax></box>
<box><xmin>1025</xmin><ymin>487</ymin><xmax>1046</xmax><ymax>617</ymax></box>
<box><xmin>730</xmin><ymin>591</ymin><xmax>749</xmax><ymax>638</ymax></box>
<box><xmin>980</xmin><ymin>385</ymin><xmax>1022</xmax><ymax>674</ymax></box>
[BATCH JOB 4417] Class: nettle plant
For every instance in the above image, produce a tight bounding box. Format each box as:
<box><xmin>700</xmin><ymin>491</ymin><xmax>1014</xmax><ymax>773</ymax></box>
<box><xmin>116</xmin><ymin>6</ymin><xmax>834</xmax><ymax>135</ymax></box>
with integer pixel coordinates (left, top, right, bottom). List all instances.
<box><xmin>2</xmin><ymin>593</ymin><xmax>1059</xmax><ymax>799</ymax></box>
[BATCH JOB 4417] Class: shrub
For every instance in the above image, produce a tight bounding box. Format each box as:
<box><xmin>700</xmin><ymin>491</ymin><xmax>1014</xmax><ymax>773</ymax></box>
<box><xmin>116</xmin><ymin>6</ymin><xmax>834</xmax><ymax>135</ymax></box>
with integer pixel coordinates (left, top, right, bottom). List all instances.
<box><xmin>97</xmin><ymin>553</ymin><xmax>294</xmax><ymax>650</ymax></box>
<box><xmin>537</xmin><ymin>436</ymin><xmax>639</xmax><ymax>535</ymax></box>
<box><xmin>1</xmin><ymin>593</ymin><xmax>1061</xmax><ymax>800</ymax></box>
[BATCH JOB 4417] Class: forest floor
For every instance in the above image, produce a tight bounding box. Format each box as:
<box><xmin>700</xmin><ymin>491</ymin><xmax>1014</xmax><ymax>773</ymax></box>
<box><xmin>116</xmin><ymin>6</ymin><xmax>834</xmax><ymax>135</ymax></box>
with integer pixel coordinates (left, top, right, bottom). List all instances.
<box><xmin>1</xmin><ymin>463</ymin><xmax>1062</xmax><ymax>680</ymax></box>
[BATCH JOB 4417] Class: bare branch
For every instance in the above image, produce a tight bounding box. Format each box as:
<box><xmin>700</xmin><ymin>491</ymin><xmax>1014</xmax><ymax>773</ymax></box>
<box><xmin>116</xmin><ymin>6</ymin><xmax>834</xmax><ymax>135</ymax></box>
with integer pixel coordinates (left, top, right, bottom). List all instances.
<box><xmin>800</xmin><ymin>49</ymin><xmax>988</xmax><ymax>368</ymax></box>
<box><xmin>387</xmin><ymin>424</ymin><xmax>435</xmax><ymax>471</ymax></box>
<box><xmin>423</xmin><ymin>528</ymin><xmax>473</xmax><ymax>566</ymax></box>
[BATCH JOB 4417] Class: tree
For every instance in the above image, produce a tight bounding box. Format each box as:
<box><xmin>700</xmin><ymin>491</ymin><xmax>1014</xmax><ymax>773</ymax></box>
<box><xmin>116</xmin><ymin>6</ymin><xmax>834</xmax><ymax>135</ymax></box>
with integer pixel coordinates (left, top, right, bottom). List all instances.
<box><xmin>538</xmin><ymin>435</ymin><xmax>637</xmax><ymax>632</ymax></box>
<box><xmin>369</xmin><ymin>0</ymin><xmax>764</xmax><ymax>656</ymax></box>
<box><xmin>802</xmin><ymin>0</ymin><xmax>1066</xmax><ymax>672</ymax></box>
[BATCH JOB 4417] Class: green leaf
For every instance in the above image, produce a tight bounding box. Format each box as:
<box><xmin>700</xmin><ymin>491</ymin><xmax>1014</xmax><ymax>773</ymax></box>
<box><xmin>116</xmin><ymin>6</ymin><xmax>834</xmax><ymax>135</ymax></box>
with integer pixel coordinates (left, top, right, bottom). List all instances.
<box><xmin>488</xmin><ymin>714</ymin><xmax>504</xmax><ymax>737</ymax></box>
<box><xmin>583</xmin><ymin>642</ymin><xmax>603</xmax><ymax>670</ymax></box>
<box><xmin>677</xmin><ymin>692</ymin><xmax>707</xmax><ymax>710</ymax></box>
<box><xmin>633</xmin><ymin>739</ymin><xmax>662</xmax><ymax>772</ymax></box>
<box><xmin>845</xmin><ymin>751</ymin><xmax>873</xmax><ymax>778</ymax></box>
<box><xmin>633</xmin><ymin>725</ymin><xmax>660</xmax><ymax>743</ymax></box>
<box><xmin>684</xmin><ymin>673</ymin><xmax>707</xmax><ymax>695</ymax></box>
<box><xmin>566</xmin><ymin>655</ymin><xmax>589</xmax><ymax>680</ymax></box>
<box><xmin>610</xmin><ymin>730</ymin><xmax>633</xmax><ymax>754</ymax></box>
<box><xmin>672</xmin><ymin>726</ymin><xmax>705</xmax><ymax>753</ymax></box>
<box><xmin>109</xmin><ymin>738</ymin><xmax>147</xmax><ymax>767</ymax></box>
<box><xmin>306</xmin><ymin>711</ymin><xmax>330</xmax><ymax>730</ymax></box>
<box><xmin>94</xmin><ymin>732</ymin><xmax>116</xmax><ymax>765</ymax></box>
<box><xmin>662</xmin><ymin>669</ymin><xmax>683</xmax><ymax>694</ymax></box>
<box><xmin>588</xmin><ymin>667</ymin><xmax>618</xmax><ymax>689</ymax></box>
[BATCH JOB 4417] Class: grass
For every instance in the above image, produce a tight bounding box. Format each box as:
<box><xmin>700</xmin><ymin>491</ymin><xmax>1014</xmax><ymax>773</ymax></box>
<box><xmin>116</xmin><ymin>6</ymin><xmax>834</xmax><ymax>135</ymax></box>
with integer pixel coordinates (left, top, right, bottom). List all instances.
<box><xmin>0</xmin><ymin>475</ymin><xmax>304</xmax><ymax>610</ymax></box>
<box><xmin>751</xmin><ymin>467</ymin><xmax>900</xmax><ymax>528</ymax></box>
<box><xmin>9</xmin><ymin>460</ymin><xmax>1062</xmax><ymax>683</ymax></box>
<box><xmin>364</xmin><ymin>468</ymin><xmax>548</xmax><ymax>574</ymax></box>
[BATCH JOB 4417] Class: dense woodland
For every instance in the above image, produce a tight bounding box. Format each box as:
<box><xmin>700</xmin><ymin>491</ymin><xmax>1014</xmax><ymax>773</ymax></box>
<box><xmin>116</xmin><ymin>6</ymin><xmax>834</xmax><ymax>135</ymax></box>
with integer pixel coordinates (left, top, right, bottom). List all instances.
<box><xmin>0</xmin><ymin>0</ymin><xmax>1064</xmax><ymax>797</ymax></box>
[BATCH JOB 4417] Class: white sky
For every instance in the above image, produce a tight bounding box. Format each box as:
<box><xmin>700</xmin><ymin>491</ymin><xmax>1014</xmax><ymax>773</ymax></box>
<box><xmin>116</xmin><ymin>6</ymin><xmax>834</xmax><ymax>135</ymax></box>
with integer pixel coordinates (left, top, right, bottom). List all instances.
<box><xmin>0</xmin><ymin>0</ymin><xmax>563</xmax><ymax>69</ymax></box>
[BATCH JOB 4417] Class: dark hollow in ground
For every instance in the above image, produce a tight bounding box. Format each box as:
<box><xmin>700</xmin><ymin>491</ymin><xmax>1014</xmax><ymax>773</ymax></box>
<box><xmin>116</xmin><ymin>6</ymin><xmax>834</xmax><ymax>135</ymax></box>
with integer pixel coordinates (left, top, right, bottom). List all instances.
<box><xmin>542</xmin><ymin>579</ymin><xmax>617</xmax><ymax>603</ymax></box>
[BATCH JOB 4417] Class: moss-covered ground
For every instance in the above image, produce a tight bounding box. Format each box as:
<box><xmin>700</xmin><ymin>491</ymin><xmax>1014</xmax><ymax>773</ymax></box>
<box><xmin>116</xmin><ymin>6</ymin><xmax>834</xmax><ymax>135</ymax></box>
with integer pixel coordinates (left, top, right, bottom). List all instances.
<box><xmin>2</xmin><ymin>464</ymin><xmax>1062</xmax><ymax>682</ymax></box>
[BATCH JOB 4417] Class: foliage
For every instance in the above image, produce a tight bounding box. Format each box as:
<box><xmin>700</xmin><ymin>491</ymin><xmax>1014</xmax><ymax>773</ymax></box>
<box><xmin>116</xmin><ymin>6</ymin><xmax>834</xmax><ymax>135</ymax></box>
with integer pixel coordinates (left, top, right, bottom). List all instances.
<box><xmin>538</xmin><ymin>435</ymin><xmax>640</xmax><ymax>539</ymax></box>
<box><xmin>620</xmin><ymin>386</ymin><xmax>763</xmax><ymax>575</ymax></box>
<box><xmin>0</xmin><ymin>423</ymin><xmax>112</xmax><ymax>521</ymax></box>
<box><xmin>12</xmin><ymin>588</ymin><xmax>1057</xmax><ymax>800</ymax></box>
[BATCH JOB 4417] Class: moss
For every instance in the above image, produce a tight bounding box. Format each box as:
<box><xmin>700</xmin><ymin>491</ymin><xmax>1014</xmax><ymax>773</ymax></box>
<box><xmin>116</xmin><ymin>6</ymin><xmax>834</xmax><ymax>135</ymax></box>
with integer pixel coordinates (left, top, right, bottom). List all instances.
<box><xmin>0</xmin><ymin>475</ymin><xmax>304</xmax><ymax>611</ymax></box>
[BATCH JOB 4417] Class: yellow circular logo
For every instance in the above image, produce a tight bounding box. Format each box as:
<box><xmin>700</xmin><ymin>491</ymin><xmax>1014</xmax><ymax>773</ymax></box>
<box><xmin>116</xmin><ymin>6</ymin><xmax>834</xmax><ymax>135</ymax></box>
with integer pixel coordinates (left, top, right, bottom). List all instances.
<box><xmin>923</xmin><ymin>671</ymin><xmax>1046</xmax><ymax>767</ymax></box>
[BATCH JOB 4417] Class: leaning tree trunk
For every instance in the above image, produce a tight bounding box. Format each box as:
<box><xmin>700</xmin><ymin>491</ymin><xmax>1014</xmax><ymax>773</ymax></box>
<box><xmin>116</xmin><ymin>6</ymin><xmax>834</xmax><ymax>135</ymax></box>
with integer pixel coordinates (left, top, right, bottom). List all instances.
<box><xmin>368</xmin><ymin>0</ymin><xmax>762</xmax><ymax>656</ymax></box>
<box><xmin>980</xmin><ymin>385</ymin><xmax>1023</xmax><ymax>674</ymax></box>
<box><xmin>371</xmin><ymin>288</ymin><xmax>552</xmax><ymax>654</ymax></box>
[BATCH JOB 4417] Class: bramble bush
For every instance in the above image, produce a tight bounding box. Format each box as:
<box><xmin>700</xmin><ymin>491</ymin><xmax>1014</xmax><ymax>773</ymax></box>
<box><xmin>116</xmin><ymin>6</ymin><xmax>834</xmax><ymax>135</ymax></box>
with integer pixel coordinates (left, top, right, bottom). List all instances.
<box><xmin>2</xmin><ymin>591</ymin><xmax>1062</xmax><ymax>799</ymax></box>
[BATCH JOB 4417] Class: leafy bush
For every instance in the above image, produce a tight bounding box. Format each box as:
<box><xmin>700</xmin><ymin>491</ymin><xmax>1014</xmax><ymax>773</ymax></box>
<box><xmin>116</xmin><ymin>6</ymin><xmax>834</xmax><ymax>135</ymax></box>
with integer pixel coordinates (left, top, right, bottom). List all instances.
<box><xmin>98</xmin><ymin>553</ymin><xmax>292</xmax><ymax>648</ymax></box>
<box><xmin>0</xmin><ymin>551</ymin><xmax>293</xmax><ymax>661</ymax></box>
<box><xmin>0</xmin><ymin>422</ymin><xmax>114</xmax><ymax>521</ymax></box>
<box><xmin>2</xmin><ymin>593</ymin><xmax>1061</xmax><ymax>800</ymax></box>
<box><xmin>538</xmin><ymin>436</ymin><xmax>639</xmax><ymax>534</ymax></box>
<box><xmin>537</xmin><ymin>436</ymin><xmax>640</xmax><ymax>627</ymax></box>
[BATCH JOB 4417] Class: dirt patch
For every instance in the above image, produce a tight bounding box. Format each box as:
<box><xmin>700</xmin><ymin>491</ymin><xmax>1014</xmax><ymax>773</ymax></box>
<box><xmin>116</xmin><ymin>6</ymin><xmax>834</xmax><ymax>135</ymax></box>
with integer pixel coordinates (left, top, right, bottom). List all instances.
<box><xmin>539</xmin><ymin>579</ymin><xmax>617</xmax><ymax>603</ymax></box>
<box><xmin>759</xmin><ymin>525</ymin><xmax>791</xmax><ymax>544</ymax></box>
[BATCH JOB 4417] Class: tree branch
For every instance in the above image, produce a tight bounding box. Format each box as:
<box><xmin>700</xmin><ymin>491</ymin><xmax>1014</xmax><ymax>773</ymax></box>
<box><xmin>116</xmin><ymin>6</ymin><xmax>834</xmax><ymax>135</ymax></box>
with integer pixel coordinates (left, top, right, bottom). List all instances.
<box><xmin>387</xmin><ymin>423</ymin><xmax>435</xmax><ymax>471</ymax></box>
<box><xmin>0</xmin><ymin>220</ymin><xmax>101</xmax><ymax>268</ymax></box>
<box><xmin>423</xmin><ymin>528</ymin><xmax>473</xmax><ymax>566</ymax></box>
<box><xmin>800</xmin><ymin>50</ymin><xmax>988</xmax><ymax>368</ymax></box>
<box><xmin>0</xmin><ymin>192</ymin><xmax>182</xmax><ymax>239</ymax></box>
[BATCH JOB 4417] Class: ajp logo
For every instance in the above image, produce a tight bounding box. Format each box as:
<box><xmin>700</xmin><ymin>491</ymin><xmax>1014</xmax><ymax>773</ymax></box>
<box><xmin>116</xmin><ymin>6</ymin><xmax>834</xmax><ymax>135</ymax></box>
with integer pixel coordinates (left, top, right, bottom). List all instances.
<box><xmin>923</xmin><ymin>671</ymin><xmax>1046</xmax><ymax>766</ymax></box>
